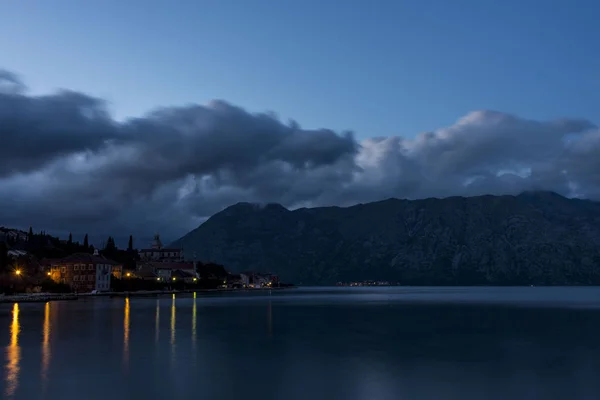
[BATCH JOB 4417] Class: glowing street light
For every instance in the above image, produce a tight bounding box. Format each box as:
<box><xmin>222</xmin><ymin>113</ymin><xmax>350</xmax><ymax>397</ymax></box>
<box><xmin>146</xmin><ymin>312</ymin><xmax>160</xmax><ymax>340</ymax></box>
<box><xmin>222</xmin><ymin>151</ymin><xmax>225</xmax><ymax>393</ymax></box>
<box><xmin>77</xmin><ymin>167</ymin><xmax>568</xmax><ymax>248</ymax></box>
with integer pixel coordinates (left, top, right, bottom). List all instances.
<box><xmin>126</xmin><ymin>272</ymin><xmax>131</xmax><ymax>278</ymax></box>
<box><xmin>172</xmin><ymin>277</ymin><xmax>176</xmax><ymax>281</ymax></box>
<box><xmin>47</xmin><ymin>271</ymin><xmax>51</xmax><ymax>276</ymax></box>
<box><xmin>14</xmin><ymin>269</ymin><xmax>21</xmax><ymax>276</ymax></box>
<box><xmin>193</xmin><ymin>278</ymin><xmax>197</xmax><ymax>282</ymax></box>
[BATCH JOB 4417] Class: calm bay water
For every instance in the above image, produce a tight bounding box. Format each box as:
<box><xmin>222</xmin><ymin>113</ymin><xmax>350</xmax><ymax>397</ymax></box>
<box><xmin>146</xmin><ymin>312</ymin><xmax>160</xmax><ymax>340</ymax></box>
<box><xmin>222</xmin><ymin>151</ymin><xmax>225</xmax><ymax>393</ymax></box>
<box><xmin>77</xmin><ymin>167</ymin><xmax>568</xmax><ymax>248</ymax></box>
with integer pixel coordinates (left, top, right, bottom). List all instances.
<box><xmin>2</xmin><ymin>287</ymin><xmax>600</xmax><ymax>400</ymax></box>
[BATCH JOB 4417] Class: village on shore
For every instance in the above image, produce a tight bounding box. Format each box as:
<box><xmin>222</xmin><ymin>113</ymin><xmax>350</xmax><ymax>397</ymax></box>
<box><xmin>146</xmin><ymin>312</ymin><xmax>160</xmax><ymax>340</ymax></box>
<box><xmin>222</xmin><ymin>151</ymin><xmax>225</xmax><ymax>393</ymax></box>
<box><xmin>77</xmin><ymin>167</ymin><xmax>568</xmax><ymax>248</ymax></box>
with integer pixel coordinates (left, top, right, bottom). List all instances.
<box><xmin>0</xmin><ymin>227</ymin><xmax>288</xmax><ymax>302</ymax></box>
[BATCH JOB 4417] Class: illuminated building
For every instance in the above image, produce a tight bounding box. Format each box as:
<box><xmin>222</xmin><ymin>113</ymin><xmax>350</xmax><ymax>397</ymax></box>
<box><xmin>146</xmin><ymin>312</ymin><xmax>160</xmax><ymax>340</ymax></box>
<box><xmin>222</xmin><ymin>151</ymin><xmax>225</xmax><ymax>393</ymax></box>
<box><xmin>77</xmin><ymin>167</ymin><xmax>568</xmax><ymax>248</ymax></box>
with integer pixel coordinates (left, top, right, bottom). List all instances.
<box><xmin>48</xmin><ymin>250</ymin><xmax>122</xmax><ymax>292</ymax></box>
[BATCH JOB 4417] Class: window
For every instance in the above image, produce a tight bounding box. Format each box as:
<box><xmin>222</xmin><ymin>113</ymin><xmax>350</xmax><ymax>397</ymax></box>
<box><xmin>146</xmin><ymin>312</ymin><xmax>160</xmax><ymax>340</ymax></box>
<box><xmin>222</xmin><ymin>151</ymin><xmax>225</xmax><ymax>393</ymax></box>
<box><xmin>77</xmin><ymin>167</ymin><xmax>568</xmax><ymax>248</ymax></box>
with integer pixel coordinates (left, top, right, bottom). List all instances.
<box><xmin>74</xmin><ymin>265</ymin><xmax>79</xmax><ymax>270</ymax></box>
<box><xmin>89</xmin><ymin>264</ymin><xmax>94</xmax><ymax>271</ymax></box>
<box><xmin>61</xmin><ymin>267</ymin><xmax>66</xmax><ymax>273</ymax></box>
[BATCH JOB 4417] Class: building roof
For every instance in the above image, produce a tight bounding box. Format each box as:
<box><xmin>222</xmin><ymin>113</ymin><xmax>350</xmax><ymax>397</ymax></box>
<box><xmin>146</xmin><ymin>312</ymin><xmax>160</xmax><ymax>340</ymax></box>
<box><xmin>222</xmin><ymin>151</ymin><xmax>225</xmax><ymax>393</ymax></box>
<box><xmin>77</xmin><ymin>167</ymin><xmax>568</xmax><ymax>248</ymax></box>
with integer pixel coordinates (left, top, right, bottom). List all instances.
<box><xmin>172</xmin><ymin>269</ymin><xmax>195</xmax><ymax>278</ymax></box>
<box><xmin>7</xmin><ymin>249</ymin><xmax>28</xmax><ymax>257</ymax></box>
<box><xmin>136</xmin><ymin>269</ymin><xmax>158</xmax><ymax>279</ymax></box>
<box><xmin>51</xmin><ymin>252</ymin><xmax>120</xmax><ymax>265</ymax></box>
<box><xmin>139</xmin><ymin>248</ymin><xmax>182</xmax><ymax>252</ymax></box>
<box><xmin>145</xmin><ymin>261</ymin><xmax>194</xmax><ymax>270</ymax></box>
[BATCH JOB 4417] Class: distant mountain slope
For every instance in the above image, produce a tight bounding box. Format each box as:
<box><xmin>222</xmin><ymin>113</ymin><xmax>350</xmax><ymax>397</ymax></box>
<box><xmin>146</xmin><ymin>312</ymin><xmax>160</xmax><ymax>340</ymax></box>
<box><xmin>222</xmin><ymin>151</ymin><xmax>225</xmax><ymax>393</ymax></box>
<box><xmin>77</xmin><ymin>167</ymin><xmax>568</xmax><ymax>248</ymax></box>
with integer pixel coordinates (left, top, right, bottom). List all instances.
<box><xmin>170</xmin><ymin>192</ymin><xmax>600</xmax><ymax>285</ymax></box>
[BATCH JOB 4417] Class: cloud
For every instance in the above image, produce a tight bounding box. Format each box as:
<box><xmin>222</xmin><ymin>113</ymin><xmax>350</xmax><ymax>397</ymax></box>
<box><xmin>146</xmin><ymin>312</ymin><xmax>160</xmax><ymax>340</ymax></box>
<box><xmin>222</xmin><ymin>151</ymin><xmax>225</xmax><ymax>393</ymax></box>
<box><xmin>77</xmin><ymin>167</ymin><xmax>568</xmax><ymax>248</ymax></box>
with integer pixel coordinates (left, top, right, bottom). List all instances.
<box><xmin>0</xmin><ymin>70</ymin><xmax>598</xmax><ymax>244</ymax></box>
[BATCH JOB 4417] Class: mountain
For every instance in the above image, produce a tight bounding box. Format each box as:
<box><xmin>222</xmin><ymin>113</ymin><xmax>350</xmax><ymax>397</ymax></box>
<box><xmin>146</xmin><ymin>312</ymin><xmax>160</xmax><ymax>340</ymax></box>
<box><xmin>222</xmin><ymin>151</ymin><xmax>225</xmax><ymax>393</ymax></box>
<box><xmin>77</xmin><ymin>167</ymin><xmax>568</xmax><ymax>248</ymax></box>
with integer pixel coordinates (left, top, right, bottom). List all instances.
<box><xmin>170</xmin><ymin>192</ymin><xmax>600</xmax><ymax>285</ymax></box>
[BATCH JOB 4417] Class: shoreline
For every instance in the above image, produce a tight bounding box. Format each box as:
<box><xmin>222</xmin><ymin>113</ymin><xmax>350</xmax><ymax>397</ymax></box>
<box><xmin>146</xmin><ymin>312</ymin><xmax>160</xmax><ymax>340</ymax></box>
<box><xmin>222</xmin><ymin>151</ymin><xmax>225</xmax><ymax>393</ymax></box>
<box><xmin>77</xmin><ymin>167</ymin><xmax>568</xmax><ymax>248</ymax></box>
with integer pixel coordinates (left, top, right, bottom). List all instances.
<box><xmin>102</xmin><ymin>286</ymin><xmax>294</xmax><ymax>298</ymax></box>
<box><xmin>0</xmin><ymin>293</ymin><xmax>78</xmax><ymax>303</ymax></box>
<box><xmin>0</xmin><ymin>286</ymin><xmax>295</xmax><ymax>304</ymax></box>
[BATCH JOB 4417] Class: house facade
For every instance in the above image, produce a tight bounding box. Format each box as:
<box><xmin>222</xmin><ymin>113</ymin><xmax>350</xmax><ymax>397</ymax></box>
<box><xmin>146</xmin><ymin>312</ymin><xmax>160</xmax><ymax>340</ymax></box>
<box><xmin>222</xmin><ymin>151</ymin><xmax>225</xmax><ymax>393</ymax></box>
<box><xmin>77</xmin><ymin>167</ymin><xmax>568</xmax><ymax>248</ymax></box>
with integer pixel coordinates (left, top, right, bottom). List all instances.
<box><xmin>49</xmin><ymin>251</ymin><xmax>121</xmax><ymax>292</ymax></box>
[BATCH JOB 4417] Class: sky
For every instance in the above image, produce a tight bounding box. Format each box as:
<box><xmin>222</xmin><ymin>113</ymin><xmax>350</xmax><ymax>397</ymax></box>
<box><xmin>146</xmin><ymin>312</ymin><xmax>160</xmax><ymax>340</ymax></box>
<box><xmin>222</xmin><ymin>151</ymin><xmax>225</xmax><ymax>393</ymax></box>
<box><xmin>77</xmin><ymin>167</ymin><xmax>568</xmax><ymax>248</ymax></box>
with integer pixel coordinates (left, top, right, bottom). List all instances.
<box><xmin>0</xmin><ymin>0</ymin><xmax>599</xmax><ymax>246</ymax></box>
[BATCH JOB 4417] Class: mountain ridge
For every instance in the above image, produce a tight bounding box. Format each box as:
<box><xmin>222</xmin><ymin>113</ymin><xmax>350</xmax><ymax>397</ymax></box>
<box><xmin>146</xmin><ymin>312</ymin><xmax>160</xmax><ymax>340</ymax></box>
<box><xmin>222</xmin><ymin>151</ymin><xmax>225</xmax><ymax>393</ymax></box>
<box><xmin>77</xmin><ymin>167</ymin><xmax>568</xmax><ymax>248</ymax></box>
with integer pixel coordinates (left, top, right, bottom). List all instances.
<box><xmin>170</xmin><ymin>191</ymin><xmax>600</xmax><ymax>285</ymax></box>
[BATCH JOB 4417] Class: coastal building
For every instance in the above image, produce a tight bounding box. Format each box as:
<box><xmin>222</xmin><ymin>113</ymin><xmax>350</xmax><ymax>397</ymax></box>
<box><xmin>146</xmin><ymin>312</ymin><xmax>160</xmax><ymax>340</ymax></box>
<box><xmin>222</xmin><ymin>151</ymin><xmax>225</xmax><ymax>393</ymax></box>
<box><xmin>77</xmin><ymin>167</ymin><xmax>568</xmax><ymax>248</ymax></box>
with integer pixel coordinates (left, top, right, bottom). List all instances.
<box><xmin>171</xmin><ymin>269</ymin><xmax>197</xmax><ymax>284</ymax></box>
<box><xmin>48</xmin><ymin>250</ymin><xmax>122</xmax><ymax>292</ymax></box>
<box><xmin>139</xmin><ymin>234</ymin><xmax>183</xmax><ymax>262</ymax></box>
<box><xmin>240</xmin><ymin>272</ymin><xmax>278</xmax><ymax>288</ymax></box>
<box><xmin>134</xmin><ymin>265</ymin><xmax>159</xmax><ymax>281</ymax></box>
<box><xmin>138</xmin><ymin>261</ymin><xmax>196</xmax><ymax>281</ymax></box>
<box><xmin>226</xmin><ymin>274</ymin><xmax>243</xmax><ymax>288</ymax></box>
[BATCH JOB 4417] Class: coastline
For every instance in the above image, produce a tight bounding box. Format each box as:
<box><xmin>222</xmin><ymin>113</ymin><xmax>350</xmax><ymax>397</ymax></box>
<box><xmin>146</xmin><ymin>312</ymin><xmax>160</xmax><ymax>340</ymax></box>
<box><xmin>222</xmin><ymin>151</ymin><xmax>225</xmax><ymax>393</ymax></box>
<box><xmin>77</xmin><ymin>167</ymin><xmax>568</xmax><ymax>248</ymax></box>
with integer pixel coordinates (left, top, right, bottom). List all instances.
<box><xmin>102</xmin><ymin>286</ymin><xmax>294</xmax><ymax>298</ymax></box>
<box><xmin>0</xmin><ymin>286</ymin><xmax>295</xmax><ymax>304</ymax></box>
<box><xmin>0</xmin><ymin>293</ymin><xmax>78</xmax><ymax>303</ymax></box>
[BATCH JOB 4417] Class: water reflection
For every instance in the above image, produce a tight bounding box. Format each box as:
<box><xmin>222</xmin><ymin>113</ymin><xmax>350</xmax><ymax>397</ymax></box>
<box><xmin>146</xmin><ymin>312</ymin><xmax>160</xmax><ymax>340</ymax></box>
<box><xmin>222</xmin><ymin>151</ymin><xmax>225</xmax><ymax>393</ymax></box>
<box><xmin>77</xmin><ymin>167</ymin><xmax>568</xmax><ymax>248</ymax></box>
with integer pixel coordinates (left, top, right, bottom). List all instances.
<box><xmin>5</xmin><ymin>303</ymin><xmax>20</xmax><ymax>398</ymax></box>
<box><xmin>192</xmin><ymin>292</ymin><xmax>197</xmax><ymax>349</ymax></box>
<box><xmin>123</xmin><ymin>298</ymin><xmax>130</xmax><ymax>370</ymax></box>
<box><xmin>170</xmin><ymin>294</ymin><xmax>176</xmax><ymax>346</ymax></box>
<box><xmin>170</xmin><ymin>294</ymin><xmax>176</xmax><ymax>365</ymax></box>
<box><xmin>155</xmin><ymin>299</ymin><xmax>160</xmax><ymax>343</ymax></box>
<box><xmin>41</xmin><ymin>302</ymin><xmax>51</xmax><ymax>388</ymax></box>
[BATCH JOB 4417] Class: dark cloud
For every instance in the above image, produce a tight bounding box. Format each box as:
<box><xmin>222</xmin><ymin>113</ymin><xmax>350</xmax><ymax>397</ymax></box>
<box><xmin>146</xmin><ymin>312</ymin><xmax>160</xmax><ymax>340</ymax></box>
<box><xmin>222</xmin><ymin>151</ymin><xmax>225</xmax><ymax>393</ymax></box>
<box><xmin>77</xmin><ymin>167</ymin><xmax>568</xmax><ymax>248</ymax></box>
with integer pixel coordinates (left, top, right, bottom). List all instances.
<box><xmin>0</xmin><ymin>87</ymin><xmax>118</xmax><ymax>176</ymax></box>
<box><xmin>0</xmin><ymin>70</ymin><xmax>598</xmax><ymax>244</ymax></box>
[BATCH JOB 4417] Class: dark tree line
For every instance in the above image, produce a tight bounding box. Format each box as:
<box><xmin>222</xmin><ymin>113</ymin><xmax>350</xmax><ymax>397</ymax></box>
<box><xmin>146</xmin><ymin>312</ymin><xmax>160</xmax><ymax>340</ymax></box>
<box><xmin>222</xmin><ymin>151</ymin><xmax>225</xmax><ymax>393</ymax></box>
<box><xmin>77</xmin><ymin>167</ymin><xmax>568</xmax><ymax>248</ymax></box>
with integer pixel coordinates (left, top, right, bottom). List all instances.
<box><xmin>4</xmin><ymin>227</ymin><xmax>139</xmax><ymax>270</ymax></box>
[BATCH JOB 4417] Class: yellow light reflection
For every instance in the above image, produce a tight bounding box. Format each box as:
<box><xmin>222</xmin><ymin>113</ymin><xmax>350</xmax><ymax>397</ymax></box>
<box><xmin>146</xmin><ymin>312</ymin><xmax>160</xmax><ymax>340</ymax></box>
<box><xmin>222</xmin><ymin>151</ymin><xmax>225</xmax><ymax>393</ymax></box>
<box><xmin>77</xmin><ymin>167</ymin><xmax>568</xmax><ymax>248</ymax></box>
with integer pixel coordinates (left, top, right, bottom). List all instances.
<box><xmin>123</xmin><ymin>297</ymin><xmax>130</xmax><ymax>370</ymax></box>
<box><xmin>155</xmin><ymin>299</ymin><xmax>160</xmax><ymax>343</ymax></box>
<box><xmin>170</xmin><ymin>295</ymin><xmax>176</xmax><ymax>346</ymax></box>
<box><xmin>5</xmin><ymin>303</ymin><xmax>20</xmax><ymax>398</ymax></box>
<box><xmin>170</xmin><ymin>295</ymin><xmax>176</xmax><ymax>366</ymax></box>
<box><xmin>41</xmin><ymin>302</ymin><xmax>51</xmax><ymax>387</ymax></box>
<box><xmin>192</xmin><ymin>295</ymin><xmax>197</xmax><ymax>349</ymax></box>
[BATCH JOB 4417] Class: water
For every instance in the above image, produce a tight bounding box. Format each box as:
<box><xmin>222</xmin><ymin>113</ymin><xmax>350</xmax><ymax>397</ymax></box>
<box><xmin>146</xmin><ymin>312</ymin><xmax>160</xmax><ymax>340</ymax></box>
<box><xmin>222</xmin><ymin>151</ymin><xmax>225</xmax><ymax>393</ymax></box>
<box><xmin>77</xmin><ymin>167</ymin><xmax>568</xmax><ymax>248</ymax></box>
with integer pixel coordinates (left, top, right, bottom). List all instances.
<box><xmin>2</xmin><ymin>287</ymin><xmax>600</xmax><ymax>400</ymax></box>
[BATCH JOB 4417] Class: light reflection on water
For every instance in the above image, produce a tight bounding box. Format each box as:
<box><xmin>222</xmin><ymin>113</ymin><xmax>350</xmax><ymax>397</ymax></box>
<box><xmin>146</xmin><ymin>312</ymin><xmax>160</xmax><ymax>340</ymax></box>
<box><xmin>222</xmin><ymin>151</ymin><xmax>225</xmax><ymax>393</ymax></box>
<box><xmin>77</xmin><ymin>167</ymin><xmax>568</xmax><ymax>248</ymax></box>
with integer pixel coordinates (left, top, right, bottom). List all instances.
<box><xmin>5</xmin><ymin>303</ymin><xmax>19</xmax><ymax>398</ymax></box>
<box><xmin>41</xmin><ymin>302</ymin><xmax>51</xmax><ymax>391</ymax></box>
<box><xmin>123</xmin><ymin>298</ymin><xmax>130</xmax><ymax>371</ymax></box>
<box><xmin>2</xmin><ymin>287</ymin><xmax>600</xmax><ymax>400</ymax></box>
<box><xmin>191</xmin><ymin>293</ymin><xmax>196</xmax><ymax>349</ymax></box>
<box><xmin>154</xmin><ymin>299</ymin><xmax>160</xmax><ymax>344</ymax></box>
<box><xmin>170</xmin><ymin>294</ymin><xmax>176</xmax><ymax>367</ymax></box>
<box><xmin>170</xmin><ymin>294</ymin><xmax>176</xmax><ymax>346</ymax></box>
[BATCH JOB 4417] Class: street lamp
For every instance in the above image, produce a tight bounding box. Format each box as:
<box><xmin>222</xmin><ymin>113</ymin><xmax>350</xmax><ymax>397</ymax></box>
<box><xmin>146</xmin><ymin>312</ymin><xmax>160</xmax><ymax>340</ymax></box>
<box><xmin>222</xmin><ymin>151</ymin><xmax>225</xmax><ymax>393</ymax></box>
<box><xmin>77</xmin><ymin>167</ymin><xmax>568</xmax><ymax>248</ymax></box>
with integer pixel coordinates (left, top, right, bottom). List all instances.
<box><xmin>126</xmin><ymin>272</ymin><xmax>131</xmax><ymax>278</ymax></box>
<box><xmin>15</xmin><ymin>269</ymin><xmax>21</xmax><ymax>276</ymax></box>
<box><xmin>47</xmin><ymin>271</ymin><xmax>51</xmax><ymax>276</ymax></box>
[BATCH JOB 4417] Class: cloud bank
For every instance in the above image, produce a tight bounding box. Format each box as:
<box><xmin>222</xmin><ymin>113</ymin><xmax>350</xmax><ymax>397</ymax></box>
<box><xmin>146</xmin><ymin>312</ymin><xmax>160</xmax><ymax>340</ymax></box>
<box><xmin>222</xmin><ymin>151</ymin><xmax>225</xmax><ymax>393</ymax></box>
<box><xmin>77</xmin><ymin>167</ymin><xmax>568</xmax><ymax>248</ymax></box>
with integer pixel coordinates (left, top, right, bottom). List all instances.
<box><xmin>0</xmin><ymin>70</ymin><xmax>598</xmax><ymax>243</ymax></box>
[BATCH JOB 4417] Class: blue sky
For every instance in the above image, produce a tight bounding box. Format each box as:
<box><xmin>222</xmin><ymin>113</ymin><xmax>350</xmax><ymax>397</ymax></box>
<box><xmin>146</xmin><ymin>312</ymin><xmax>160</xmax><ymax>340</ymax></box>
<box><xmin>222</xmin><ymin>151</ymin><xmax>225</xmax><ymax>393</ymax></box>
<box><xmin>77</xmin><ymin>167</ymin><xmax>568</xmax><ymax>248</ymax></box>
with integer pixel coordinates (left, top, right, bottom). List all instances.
<box><xmin>1</xmin><ymin>0</ymin><xmax>598</xmax><ymax>139</ymax></box>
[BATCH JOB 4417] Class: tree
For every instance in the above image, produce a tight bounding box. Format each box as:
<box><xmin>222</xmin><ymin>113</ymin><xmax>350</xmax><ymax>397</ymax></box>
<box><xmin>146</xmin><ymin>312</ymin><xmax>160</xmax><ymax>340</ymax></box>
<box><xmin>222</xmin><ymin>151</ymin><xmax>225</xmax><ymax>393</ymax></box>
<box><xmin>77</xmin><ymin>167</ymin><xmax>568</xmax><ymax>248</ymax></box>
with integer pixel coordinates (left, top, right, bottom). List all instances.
<box><xmin>68</xmin><ymin>233</ymin><xmax>72</xmax><ymax>244</ymax></box>
<box><xmin>83</xmin><ymin>234</ymin><xmax>89</xmax><ymax>249</ymax></box>
<box><xmin>28</xmin><ymin>226</ymin><xmax>33</xmax><ymax>241</ymax></box>
<box><xmin>104</xmin><ymin>236</ymin><xmax>117</xmax><ymax>255</ymax></box>
<box><xmin>0</xmin><ymin>241</ymin><xmax>8</xmax><ymax>272</ymax></box>
<box><xmin>128</xmin><ymin>235</ymin><xmax>133</xmax><ymax>252</ymax></box>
